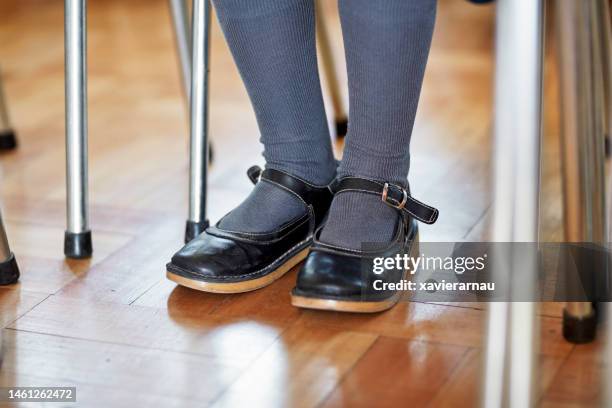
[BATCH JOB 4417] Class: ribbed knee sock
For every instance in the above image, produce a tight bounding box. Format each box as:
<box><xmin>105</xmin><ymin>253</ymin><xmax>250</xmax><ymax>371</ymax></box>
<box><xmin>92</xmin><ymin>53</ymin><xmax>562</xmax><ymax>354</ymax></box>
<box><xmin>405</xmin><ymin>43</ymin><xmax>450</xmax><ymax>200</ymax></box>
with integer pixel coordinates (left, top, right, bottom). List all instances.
<box><xmin>212</xmin><ymin>0</ymin><xmax>336</xmax><ymax>233</ymax></box>
<box><xmin>320</xmin><ymin>0</ymin><xmax>437</xmax><ymax>249</ymax></box>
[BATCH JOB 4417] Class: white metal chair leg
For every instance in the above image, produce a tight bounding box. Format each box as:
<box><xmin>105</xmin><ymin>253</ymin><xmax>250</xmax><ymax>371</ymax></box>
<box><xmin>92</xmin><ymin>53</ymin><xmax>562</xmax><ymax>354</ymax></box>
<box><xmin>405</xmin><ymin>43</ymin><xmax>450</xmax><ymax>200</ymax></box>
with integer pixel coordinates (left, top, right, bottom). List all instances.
<box><xmin>169</xmin><ymin>0</ymin><xmax>192</xmax><ymax>99</ymax></box>
<box><xmin>315</xmin><ymin>0</ymin><xmax>347</xmax><ymax>139</ymax></box>
<box><xmin>556</xmin><ymin>0</ymin><xmax>608</xmax><ymax>344</ymax></box>
<box><xmin>0</xmin><ymin>69</ymin><xmax>17</xmax><ymax>150</ymax></box>
<box><xmin>170</xmin><ymin>0</ymin><xmax>215</xmax><ymax>240</ymax></box>
<box><xmin>0</xmin><ymin>209</ymin><xmax>19</xmax><ymax>285</ymax></box>
<box><xmin>184</xmin><ymin>0</ymin><xmax>211</xmax><ymax>243</ymax></box>
<box><xmin>64</xmin><ymin>0</ymin><xmax>92</xmax><ymax>258</ymax></box>
<box><xmin>482</xmin><ymin>0</ymin><xmax>544</xmax><ymax>407</ymax></box>
<box><xmin>595</xmin><ymin>0</ymin><xmax>611</xmax><ymax>145</ymax></box>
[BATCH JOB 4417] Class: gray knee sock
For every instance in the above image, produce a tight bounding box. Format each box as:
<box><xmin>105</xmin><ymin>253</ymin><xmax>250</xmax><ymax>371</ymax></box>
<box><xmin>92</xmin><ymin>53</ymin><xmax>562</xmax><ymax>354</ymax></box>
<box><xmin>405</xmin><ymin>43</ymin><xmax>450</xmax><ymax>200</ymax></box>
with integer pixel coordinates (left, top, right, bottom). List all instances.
<box><xmin>212</xmin><ymin>0</ymin><xmax>336</xmax><ymax>233</ymax></box>
<box><xmin>320</xmin><ymin>0</ymin><xmax>437</xmax><ymax>249</ymax></box>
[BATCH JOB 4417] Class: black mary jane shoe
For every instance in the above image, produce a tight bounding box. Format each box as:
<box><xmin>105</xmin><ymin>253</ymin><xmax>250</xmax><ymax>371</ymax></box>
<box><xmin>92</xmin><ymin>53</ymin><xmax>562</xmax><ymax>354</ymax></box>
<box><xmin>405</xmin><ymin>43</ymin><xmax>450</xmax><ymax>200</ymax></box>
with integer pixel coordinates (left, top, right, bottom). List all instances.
<box><xmin>166</xmin><ymin>166</ymin><xmax>333</xmax><ymax>294</ymax></box>
<box><xmin>291</xmin><ymin>177</ymin><xmax>439</xmax><ymax>313</ymax></box>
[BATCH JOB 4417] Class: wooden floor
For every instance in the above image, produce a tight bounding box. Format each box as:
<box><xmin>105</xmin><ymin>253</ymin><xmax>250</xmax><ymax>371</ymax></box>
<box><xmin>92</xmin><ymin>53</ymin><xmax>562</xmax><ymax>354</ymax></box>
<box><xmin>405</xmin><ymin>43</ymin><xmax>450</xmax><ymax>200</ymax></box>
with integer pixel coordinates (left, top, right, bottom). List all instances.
<box><xmin>0</xmin><ymin>0</ymin><xmax>606</xmax><ymax>407</ymax></box>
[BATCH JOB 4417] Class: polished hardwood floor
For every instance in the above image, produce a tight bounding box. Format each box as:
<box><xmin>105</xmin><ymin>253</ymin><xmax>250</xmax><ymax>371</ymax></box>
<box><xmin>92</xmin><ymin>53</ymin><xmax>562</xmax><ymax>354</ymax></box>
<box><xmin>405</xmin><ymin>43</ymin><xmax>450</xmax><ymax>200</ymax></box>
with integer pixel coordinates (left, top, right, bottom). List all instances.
<box><xmin>0</xmin><ymin>0</ymin><xmax>606</xmax><ymax>407</ymax></box>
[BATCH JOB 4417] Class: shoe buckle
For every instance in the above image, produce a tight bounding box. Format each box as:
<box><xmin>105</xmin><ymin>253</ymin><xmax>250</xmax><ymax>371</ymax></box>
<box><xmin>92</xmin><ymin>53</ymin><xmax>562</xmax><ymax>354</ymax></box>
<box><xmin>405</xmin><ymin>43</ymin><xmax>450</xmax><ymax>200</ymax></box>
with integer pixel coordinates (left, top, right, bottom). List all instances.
<box><xmin>382</xmin><ymin>183</ymin><xmax>408</xmax><ymax>210</ymax></box>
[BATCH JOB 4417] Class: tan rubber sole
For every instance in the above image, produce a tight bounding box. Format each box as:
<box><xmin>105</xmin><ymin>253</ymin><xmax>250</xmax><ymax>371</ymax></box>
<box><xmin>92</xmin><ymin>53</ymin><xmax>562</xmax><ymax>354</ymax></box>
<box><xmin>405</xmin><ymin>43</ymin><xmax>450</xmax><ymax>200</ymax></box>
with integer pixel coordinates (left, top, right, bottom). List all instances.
<box><xmin>167</xmin><ymin>247</ymin><xmax>310</xmax><ymax>294</ymax></box>
<box><xmin>291</xmin><ymin>292</ymin><xmax>401</xmax><ymax>313</ymax></box>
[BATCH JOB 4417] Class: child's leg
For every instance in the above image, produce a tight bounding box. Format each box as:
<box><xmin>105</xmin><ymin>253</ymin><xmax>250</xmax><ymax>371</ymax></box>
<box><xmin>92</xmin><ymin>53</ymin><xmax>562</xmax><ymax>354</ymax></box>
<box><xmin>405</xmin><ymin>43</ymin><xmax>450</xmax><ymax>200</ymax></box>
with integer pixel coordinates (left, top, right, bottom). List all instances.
<box><xmin>320</xmin><ymin>0</ymin><xmax>437</xmax><ymax>249</ymax></box>
<box><xmin>212</xmin><ymin>0</ymin><xmax>336</xmax><ymax>233</ymax></box>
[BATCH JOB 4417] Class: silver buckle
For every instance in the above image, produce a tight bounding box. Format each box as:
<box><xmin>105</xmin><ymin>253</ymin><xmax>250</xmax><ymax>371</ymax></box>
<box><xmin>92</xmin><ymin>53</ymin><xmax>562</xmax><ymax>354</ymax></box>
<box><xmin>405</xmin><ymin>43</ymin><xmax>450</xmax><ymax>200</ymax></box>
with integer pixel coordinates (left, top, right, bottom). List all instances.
<box><xmin>382</xmin><ymin>183</ymin><xmax>408</xmax><ymax>210</ymax></box>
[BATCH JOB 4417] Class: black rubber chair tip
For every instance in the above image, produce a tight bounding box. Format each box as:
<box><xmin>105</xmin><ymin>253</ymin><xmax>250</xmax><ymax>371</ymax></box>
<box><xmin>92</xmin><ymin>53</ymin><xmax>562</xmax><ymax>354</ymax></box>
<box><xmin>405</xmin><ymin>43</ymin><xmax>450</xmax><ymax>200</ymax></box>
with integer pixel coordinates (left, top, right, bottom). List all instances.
<box><xmin>184</xmin><ymin>220</ymin><xmax>209</xmax><ymax>243</ymax></box>
<box><xmin>0</xmin><ymin>129</ymin><xmax>18</xmax><ymax>151</ymax></box>
<box><xmin>335</xmin><ymin>117</ymin><xmax>348</xmax><ymax>139</ymax></box>
<box><xmin>0</xmin><ymin>253</ymin><xmax>20</xmax><ymax>285</ymax></box>
<box><xmin>64</xmin><ymin>230</ymin><xmax>93</xmax><ymax>259</ymax></box>
<box><xmin>562</xmin><ymin>309</ymin><xmax>597</xmax><ymax>344</ymax></box>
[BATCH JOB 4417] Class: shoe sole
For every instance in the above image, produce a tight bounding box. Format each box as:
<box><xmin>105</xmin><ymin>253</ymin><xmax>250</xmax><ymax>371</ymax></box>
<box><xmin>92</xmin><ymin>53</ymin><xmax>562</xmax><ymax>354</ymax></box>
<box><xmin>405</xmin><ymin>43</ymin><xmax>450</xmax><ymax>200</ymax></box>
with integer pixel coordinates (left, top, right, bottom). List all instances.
<box><xmin>291</xmin><ymin>229</ymin><xmax>419</xmax><ymax>313</ymax></box>
<box><xmin>167</xmin><ymin>247</ymin><xmax>310</xmax><ymax>294</ymax></box>
<box><xmin>291</xmin><ymin>292</ymin><xmax>402</xmax><ymax>313</ymax></box>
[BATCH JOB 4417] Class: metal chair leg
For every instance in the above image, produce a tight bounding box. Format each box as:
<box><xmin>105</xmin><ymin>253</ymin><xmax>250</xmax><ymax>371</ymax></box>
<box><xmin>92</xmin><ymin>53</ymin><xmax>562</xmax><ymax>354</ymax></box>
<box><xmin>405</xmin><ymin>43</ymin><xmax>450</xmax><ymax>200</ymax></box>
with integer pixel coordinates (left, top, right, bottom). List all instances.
<box><xmin>556</xmin><ymin>0</ymin><xmax>608</xmax><ymax>344</ymax></box>
<box><xmin>596</xmin><ymin>0</ymin><xmax>611</xmax><ymax>151</ymax></box>
<box><xmin>315</xmin><ymin>0</ymin><xmax>347</xmax><ymax>139</ymax></box>
<box><xmin>64</xmin><ymin>0</ymin><xmax>92</xmax><ymax>259</ymax></box>
<box><xmin>482</xmin><ymin>0</ymin><xmax>544</xmax><ymax>406</ymax></box>
<box><xmin>184</xmin><ymin>0</ymin><xmax>211</xmax><ymax>243</ymax></box>
<box><xmin>169</xmin><ymin>0</ymin><xmax>214</xmax><ymax>166</ymax></box>
<box><xmin>0</xmin><ymin>209</ymin><xmax>19</xmax><ymax>285</ymax></box>
<box><xmin>0</xmin><ymin>69</ymin><xmax>17</xmax><ymax>151</ymax></box>
<box><xmin>169</xmin><ymin>0</ymin><xmax>192</xmax><ymax>99</ymax></box>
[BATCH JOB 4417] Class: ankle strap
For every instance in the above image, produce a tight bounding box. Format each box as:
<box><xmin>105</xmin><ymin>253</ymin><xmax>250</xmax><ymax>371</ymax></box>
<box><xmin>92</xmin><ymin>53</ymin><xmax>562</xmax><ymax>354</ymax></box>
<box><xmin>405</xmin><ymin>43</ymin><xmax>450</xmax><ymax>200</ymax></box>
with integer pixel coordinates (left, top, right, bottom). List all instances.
<box><xmin>247</xmin><ymin>165</ymin><xmax>333</xmax><ymax>206</ymax></box>
<box><xmin>329</xmin><ymin>177</ymin><xmax>439</xmax><ymax>224</ymax></box>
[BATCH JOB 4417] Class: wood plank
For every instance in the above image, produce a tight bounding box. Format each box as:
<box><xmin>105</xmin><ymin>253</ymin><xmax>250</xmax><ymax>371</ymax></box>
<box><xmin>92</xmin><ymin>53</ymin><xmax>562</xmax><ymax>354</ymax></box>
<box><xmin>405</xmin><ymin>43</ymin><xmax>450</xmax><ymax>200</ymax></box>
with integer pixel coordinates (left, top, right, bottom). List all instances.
<box><xmin>1</xmin><ymin>197</ymin><xmax>163</xmax><ymax>235</ymax></box>
<box><xmin>0</xmin><ymin>289</ymin><xmax>48</xmax><ymax>328</ymax></box>
<box><xmin>9</xmin><ymin>295</ymin><xmax>284</xmax><ymax>366</ymax></box>
<box><xmin>321</xmin><ymin>336</ymin><xmax>468</xmax><ymax>407</ymax></box>
<box><xmin>211</xmin><ymin>323</ymin><xmax>377</xmax><ymax>408</ymax></box>
<box><xmin>132</xmin><ymin>279</ymin><xmax>225</xmax><ymax>313</ymax></box>
<box><xmin>298</xmin><ymin>302</ymin><xmax>573</xmax><ymax>358</ymax></box>
<box><xmin>0</xmin><ymin>329</ymin><xmax>242</xmax><ymax>407</ymax></box>
<box><xmin>135</xmin><ymin>266</ymin><xmax>302</xmax><ymax>326</ymax></box>
<box><xmin>541</xmin><ymin>338</ymin><xmax>605</xmax><ymax>407</ymax></box>
<box><xmin>429</xmin><ymin>349</ymin><xmax>566</xmax><ymax>407</ymax></box>
<box><xmin>4</xmin><ymin>220</ymin><xmax>130</xmax><ymax>264</ymax></box>
<box><xmin>56</xmin><ymin>218</ymin><xmax>182</xmax><ymax>304</ymax></box>
<box><xmin>2</xmin><ymin>256</ymin><xmax>88</xmax><ymax>295</ymax></box>
<box><xmin>425</xmin><ymin>301</ymin><xmax>566</xmax><ymax>319</ymax></box>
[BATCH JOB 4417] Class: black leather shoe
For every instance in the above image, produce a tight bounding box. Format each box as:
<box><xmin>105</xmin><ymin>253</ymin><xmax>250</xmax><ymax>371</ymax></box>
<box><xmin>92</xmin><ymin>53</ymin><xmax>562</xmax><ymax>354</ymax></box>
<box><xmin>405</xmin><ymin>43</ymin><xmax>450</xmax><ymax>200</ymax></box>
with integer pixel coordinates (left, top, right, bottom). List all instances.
<box><xmin>291</xmin><ymin>177</ymin><xmax>438</xmax><ymax>313</ymax></box>
<box><xmin>167</xmin><ymin>166</ymin><xmax>333</xmax><ymax>293</ymax></box>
